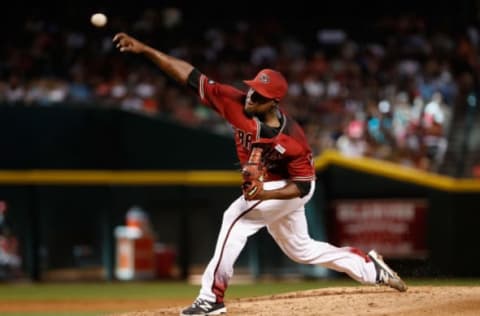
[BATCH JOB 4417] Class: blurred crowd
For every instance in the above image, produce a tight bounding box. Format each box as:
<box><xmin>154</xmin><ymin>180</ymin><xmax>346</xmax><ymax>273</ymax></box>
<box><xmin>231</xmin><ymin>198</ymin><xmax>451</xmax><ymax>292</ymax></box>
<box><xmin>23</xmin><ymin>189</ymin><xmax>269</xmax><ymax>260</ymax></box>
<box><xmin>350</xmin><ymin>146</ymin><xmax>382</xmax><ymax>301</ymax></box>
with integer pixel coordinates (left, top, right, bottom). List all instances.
<box><xmin>1</xmin><ymin>6</ymin><xmax>479</xmax><ymax>173</ymax></box>
<box><xmin>0</xmin><ymin>201</ymin><xmax>21</xmax><ymax>280</ymax></box>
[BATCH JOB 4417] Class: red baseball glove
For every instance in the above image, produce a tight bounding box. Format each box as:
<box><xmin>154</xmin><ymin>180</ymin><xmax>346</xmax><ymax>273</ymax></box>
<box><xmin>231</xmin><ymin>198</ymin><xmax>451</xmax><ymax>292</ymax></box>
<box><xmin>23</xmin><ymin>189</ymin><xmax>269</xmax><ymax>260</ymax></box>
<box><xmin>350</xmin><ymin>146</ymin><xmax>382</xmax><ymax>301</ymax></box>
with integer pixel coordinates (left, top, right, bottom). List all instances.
<box><xmin>241</xmin><ymin>147</ymin><xmax>266</xmax><ymax>200</ymax></box>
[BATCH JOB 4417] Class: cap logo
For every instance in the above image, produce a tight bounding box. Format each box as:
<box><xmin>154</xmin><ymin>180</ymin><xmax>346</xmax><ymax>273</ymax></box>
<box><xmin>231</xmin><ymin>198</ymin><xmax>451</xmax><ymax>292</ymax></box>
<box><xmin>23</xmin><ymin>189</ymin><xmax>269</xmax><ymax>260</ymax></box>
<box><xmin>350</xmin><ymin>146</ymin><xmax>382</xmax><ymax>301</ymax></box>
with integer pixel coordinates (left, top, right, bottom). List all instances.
<box><xmin>258</xmin><ymin>73</ymin><xmax>270</xmax><ymax>84</ymax></box>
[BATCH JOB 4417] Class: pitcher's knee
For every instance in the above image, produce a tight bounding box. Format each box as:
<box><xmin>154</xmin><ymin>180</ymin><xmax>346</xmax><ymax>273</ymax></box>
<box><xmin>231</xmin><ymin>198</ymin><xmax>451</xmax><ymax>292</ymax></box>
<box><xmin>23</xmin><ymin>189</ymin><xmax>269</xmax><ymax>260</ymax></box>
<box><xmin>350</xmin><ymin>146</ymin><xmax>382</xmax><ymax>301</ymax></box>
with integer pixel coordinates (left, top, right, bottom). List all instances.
<box><xmin>287</xmin><ymin>247</ymin><xmax>317</xmax><ymax>264</ymax></box>
<box><xmin>292</xmin><ymin>256</ymin><xmax>311</xmax><ymax>264</ymax></box>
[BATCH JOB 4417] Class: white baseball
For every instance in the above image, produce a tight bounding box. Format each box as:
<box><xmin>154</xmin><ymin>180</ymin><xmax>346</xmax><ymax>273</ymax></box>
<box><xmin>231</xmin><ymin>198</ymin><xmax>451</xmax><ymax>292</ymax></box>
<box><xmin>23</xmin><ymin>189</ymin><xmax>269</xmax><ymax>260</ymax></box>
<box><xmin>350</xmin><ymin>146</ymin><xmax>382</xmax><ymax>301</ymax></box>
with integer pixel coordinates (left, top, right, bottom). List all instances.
<box><xmin>91</xmin><ymin>13</ymin><xmax>107</xmax><ymax>27</ymax></box>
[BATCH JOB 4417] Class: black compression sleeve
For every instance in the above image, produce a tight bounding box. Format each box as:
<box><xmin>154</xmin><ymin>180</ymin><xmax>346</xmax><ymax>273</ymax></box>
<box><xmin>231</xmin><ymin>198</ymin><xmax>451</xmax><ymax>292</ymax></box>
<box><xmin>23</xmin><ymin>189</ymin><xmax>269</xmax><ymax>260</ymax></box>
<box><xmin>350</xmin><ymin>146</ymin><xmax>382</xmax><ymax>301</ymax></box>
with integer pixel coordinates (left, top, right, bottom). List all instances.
<box><xmin>187</xmin><ymin>68</ymin><xmax>202</xmax><ymax>93</ymax></box>
<box><xmin>294</xmin><ymin>181</ymin><xmax>311</xmax><ymax>197</ymax></box>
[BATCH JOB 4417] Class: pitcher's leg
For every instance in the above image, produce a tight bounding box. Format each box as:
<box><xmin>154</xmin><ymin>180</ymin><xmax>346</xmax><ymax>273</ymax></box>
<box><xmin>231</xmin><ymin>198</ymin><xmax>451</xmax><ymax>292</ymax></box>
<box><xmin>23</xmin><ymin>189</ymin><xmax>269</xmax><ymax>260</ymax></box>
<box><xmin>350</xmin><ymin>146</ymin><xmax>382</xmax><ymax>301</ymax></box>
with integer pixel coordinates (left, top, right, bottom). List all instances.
<box><xmin>199</xmin><ymin>198</ymin><xmax>264</xmax><ymax>303</ymax></box>
<box><xmin>267</xmin><ymin>209</ymin><xmax>377</xmax><ymax>284</ymax></box>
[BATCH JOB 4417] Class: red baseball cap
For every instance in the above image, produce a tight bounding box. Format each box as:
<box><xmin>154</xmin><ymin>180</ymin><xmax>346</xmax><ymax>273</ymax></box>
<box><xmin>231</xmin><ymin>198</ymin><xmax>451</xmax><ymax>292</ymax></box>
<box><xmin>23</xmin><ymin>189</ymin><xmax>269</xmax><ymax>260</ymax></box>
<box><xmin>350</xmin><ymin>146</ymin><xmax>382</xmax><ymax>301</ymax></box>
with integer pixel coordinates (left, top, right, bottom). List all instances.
<box><xmin>243</xmin><ymin>69</ymin><xmax>288</xmax><ymax>101</ymax></box>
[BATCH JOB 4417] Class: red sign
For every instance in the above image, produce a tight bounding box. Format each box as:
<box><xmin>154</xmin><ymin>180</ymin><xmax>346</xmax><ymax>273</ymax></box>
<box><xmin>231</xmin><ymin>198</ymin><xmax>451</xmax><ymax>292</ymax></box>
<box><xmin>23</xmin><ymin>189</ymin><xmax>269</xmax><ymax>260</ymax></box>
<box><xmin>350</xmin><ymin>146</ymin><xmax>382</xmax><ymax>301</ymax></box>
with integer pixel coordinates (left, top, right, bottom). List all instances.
<box><xmin>330</xmin><ymin>199</ymin><xmax>428</xmax><ymax>259</ymax></box>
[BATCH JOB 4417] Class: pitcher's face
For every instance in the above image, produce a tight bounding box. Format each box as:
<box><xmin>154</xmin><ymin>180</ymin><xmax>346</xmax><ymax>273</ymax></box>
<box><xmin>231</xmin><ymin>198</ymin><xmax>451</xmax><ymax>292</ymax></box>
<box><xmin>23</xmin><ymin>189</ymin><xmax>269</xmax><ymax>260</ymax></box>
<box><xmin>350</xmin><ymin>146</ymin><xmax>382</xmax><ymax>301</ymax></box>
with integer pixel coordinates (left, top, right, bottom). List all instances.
<box><xmin>245</xmin><ymin>88</ymin><xmax>276</xmax><ymax>114</ymax></box>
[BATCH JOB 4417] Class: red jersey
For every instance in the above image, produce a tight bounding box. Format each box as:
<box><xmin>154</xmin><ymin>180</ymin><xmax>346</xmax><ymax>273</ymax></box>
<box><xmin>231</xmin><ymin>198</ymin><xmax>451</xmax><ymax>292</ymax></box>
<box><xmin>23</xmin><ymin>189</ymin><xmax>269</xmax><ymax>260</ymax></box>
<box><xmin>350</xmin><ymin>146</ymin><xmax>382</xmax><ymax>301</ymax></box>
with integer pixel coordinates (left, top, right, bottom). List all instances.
<box><xmin>194</xmin><ymin>73</ymin><xmax>315</xmax><ymax>182</ymax></box>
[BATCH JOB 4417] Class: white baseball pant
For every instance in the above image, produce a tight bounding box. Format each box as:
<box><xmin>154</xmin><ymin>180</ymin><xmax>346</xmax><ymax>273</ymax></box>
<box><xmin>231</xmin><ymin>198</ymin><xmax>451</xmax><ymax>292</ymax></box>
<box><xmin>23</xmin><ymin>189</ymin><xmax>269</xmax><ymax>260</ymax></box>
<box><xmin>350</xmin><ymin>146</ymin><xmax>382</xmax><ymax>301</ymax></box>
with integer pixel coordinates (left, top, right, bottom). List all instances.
<box><xmin>198</xmin><ymin>180</ymin><xmax>378</xmax><ymax>302</ymax></box>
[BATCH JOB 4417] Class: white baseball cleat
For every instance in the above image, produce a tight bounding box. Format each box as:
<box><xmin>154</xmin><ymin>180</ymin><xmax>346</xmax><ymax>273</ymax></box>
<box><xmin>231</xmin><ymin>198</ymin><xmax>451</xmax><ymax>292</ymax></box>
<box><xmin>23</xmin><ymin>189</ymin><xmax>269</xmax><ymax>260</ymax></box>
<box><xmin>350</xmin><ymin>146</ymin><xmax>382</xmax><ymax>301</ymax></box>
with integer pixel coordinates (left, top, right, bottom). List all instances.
<box><xmin>368</xmin><ymin>250</ymin><xmax>408</xmax><ymax>292</ymax></box>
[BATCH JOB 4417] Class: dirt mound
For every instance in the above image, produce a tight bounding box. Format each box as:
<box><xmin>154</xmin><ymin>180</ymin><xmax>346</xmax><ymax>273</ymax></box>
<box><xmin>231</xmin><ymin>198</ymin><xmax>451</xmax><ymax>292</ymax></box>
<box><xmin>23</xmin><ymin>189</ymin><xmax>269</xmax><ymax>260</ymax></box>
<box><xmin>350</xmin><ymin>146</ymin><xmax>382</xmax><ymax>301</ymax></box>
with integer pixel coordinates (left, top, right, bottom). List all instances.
<box><xmin>112</xmin><ymin>286</ymin><xmax>480</xmax><ymax>316</ymax></box>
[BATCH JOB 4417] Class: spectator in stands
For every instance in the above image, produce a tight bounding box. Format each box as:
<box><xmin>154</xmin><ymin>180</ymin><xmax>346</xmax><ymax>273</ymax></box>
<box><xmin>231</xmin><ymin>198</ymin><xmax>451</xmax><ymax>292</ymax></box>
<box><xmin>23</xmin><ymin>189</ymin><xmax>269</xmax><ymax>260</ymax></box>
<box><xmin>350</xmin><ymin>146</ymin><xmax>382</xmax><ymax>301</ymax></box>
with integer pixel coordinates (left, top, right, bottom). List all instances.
<box><xmin>2</xmin><ymin>7</ymin><xmax>476</xmax><ymax>175</ymax></box>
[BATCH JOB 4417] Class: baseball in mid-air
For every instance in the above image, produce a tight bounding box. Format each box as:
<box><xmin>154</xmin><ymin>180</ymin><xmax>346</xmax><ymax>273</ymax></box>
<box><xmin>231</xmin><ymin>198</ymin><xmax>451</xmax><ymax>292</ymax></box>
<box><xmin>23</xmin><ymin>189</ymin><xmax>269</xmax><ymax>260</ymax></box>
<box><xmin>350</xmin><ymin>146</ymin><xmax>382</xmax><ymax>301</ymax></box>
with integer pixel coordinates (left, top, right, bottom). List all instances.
<box><xmin>90</xmin><ymin>13</ymin><xmax>107</xmax><ymax>27</ymax></box>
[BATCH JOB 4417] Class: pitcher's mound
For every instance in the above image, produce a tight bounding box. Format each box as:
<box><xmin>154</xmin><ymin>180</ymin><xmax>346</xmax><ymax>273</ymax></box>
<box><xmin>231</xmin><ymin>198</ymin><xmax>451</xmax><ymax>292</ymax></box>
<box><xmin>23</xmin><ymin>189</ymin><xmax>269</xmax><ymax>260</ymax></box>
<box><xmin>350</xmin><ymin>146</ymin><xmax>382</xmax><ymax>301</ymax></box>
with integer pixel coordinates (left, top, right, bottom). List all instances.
<box><xmin>113</xmin><ymin>285</ymin><xmax>480</xmax><ymax>316</ymax></box>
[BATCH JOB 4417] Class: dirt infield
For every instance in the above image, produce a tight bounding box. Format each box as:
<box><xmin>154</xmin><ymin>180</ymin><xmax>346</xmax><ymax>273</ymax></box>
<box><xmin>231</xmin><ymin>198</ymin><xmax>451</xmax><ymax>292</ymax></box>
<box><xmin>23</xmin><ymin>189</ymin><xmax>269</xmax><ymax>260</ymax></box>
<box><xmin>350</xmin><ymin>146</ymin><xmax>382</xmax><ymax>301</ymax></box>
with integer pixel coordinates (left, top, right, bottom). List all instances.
<box><xmin>2</xmin><ymin>286</ymin><xmax>479</xmax><ymax>315</ymax></box>
<box><xmin>111</xmin><ymin>286</ymin><xmax>480</xmax><ymax>316</ymax></box>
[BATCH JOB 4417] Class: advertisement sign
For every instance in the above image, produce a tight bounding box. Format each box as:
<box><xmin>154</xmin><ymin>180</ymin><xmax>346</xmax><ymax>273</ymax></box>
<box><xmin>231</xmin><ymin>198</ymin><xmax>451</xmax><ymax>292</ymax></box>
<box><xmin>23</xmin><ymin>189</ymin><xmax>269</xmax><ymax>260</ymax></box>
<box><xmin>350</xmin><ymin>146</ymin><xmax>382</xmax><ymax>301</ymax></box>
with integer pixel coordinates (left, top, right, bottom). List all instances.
<box><xmin>329</xmin><ymin>199</ymin><xmax>428</xmax><ymax>258</ymax></box>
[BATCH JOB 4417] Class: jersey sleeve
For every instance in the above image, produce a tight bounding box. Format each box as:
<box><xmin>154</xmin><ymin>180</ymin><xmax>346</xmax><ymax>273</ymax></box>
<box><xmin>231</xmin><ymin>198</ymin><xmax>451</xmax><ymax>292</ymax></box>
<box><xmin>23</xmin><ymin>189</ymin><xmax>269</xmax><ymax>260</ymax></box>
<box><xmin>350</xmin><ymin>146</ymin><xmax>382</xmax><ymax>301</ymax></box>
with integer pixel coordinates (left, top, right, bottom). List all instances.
<box><xmin>190</xmin><ymin>71</ymin><xmax>254</xmax><ymax>129</ymax></box>
<box><xmin>288</xmin><ymin>152</ymin><xmax>316</xmax><ymax>182</ymax></box>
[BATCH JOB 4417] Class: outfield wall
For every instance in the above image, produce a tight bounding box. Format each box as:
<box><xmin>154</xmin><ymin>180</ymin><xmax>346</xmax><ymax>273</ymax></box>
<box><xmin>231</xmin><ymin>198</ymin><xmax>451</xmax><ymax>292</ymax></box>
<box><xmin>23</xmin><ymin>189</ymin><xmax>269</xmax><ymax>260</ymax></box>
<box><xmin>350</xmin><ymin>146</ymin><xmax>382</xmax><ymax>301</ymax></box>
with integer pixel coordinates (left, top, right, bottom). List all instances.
<box><xmin>317</xmin><ymin>155</ymin><xmax>480</xmax><ymax>278</ymax></box>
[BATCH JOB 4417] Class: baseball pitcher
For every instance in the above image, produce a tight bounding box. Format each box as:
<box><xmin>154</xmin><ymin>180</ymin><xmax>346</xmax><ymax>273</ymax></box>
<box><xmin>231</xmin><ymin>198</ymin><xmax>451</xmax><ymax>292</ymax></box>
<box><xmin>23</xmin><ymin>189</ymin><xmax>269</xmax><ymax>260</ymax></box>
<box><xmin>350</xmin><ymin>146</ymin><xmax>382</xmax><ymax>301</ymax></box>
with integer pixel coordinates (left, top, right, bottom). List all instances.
<box><xmin>113</xmin><ymin>32</ymin><xmax>407</xmax><ymax>316</ymax></box>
